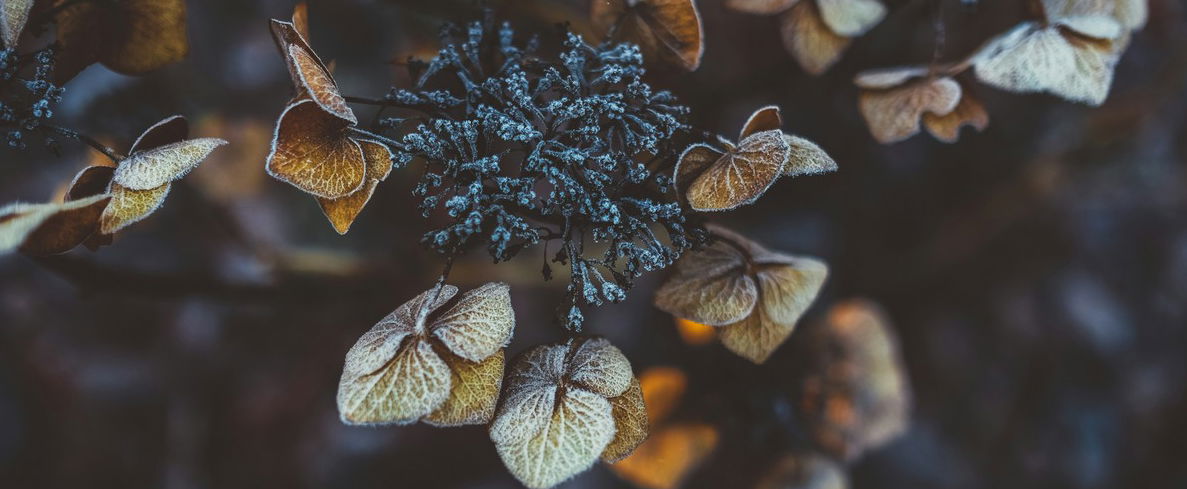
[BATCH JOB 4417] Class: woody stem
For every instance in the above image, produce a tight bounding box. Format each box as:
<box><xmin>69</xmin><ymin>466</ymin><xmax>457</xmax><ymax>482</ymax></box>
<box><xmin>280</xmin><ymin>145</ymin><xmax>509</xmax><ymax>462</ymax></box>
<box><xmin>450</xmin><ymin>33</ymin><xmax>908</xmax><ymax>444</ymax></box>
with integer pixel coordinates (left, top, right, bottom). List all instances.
<box><xmin>44</xmin><ymin>125</ymin><xmax>123</xmax><ymax>163</ymax></box>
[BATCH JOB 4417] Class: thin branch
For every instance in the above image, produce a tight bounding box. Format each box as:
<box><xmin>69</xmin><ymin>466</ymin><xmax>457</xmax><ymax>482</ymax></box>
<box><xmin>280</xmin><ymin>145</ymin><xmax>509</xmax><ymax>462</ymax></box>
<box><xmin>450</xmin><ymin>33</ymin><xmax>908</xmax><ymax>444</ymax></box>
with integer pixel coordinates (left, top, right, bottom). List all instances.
<box><xmin>44</xmin><ymin>125</ymin><xmax>123</xmax><ymax>163</ymax></box>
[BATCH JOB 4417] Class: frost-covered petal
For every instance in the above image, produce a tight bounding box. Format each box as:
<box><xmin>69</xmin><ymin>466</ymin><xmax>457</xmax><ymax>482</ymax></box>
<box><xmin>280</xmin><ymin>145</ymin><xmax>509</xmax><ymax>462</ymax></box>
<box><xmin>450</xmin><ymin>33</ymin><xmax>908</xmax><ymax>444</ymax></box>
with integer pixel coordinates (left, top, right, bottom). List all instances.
<box><xmin>344</xmin><ymin>284</ymin><xmax>459</xmax><ymax>379</ymax></box>
<box><xmin>602</xmin><ymin>378</ymin><xmax>649</xmax><ymax>463</ymax></box>
<box><xmin>686</xmin><ymin>129</ymin><xmax>790</xmax><ymax>211</ymax></box>
<box><xmin>99</xmin><ymin>182</ymin><xmax>170</xmax><ymax>234</ymax></box>
<box><xmin>0</xmin><ymin>195</ymin><xmax>110</xmax><ymax>255</ymax></box>
<box><xmin>493</xmin><ymin>387</ymin><xmax>616</xmax><ymax>489</ymax></box>
<box><xmin>567</xmin><ymin>337</ymin><xmax>633</xmax><ymax>398</ymax></box>
<box><xmin>112</xmin><ymin>138</ymin><xmax>227</xmax><ymax>190</ymax></box>
<box><xmin>1</xmin><ymin>0</ymin><xmax>33</xmax><ymax>49</ymax></box>
<box><xmin>337</xmin><ymin>338</ymin><xmax>452</xmax><ymax>425</ymax></box>
<box><xmin>266</xmin><ymin>99</ymin><xmax>367</xmax><ymax>199</ymax></box>
<box><xmin>128</xmin><ymin>115</ymin><xmax>189</xmax><ymax>154</ymax></box>
<box><xmin>816</xmin><ymin>0</ymin><xmax>886</xmax><ymax>37</ymax></box>
<box><xmin>431</xmin><ymin>282</ymin><xmax>515</xmax><ymax>362</ymax></box>
<box><xmin>783</xmin><ymin>135</ymin><xmax>837</xmax><ymax>177</ymax></box>
<box><xmin>726</xmin><ymin>0</ymin><xmax>800</xmax><ymax>14</ymax></box>
<box><xmin>973</xmin><ymin>22</ymin><xmax>1119</xmax><ymax>106</ymax></box>
<box><xmin>922</xmin><ymin>91</ymin><xmax>990</xmax><ymax>143</ymax></box>
<box><xmin>739</xmin><ymin>105</ymin><xmax>784</xmax><ymax>140</ymax></box>
<box><xmin>859</xmin><ymin>77</ymin><xmax>961</xmax><ymax>144</ymax></box>
<box><xmin>654</xmin><ymin>238</ymin><xmax>758</xmax><ymax>326</ymax></box>
<box><xmin>423</xmin><ymin>349</ymin><xmax>506</xmax><ymax>427</ymax></box>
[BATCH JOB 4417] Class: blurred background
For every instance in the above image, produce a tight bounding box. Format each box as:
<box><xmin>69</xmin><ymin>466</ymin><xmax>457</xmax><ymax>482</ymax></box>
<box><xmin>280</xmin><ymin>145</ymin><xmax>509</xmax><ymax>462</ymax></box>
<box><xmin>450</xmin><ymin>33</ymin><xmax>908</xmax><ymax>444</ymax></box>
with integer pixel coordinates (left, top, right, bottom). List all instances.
<box><xmin>2</xmin><ymin>0</ymin><xmax>1187</xmax><ymax>487</ymax></box>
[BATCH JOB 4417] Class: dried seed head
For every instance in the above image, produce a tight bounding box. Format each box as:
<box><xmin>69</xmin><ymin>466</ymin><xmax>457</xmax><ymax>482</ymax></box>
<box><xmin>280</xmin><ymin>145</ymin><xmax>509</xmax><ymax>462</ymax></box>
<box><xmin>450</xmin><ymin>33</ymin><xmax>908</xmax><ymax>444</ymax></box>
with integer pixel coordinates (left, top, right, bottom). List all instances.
<box><xmin>591</xmin><ymin>0</ymin><xmax>705</xmax><ymax>71</ymax></box>
<box><xmin>972</xmin><ymin>18</ymin><xmax>1123</xmax><ymax>106</ymax></box>
<box><xmin>797</xmin><ymin>300</ymin><xmax>911</xmax><ymax>462</ymax></box>
<box><xmin>337</xmin><ymin>282</ymin><xmax>515</xmax><ymax>427</ymax></box>
<box><xmin>491</xmin><ymin>337</ymin><xmax>646</xmax><ymax>488</ymax></box>
<box><xmin>656</xmin><ymin>225</ymin><xmax>828</xmax><ymax>363</ymax></box>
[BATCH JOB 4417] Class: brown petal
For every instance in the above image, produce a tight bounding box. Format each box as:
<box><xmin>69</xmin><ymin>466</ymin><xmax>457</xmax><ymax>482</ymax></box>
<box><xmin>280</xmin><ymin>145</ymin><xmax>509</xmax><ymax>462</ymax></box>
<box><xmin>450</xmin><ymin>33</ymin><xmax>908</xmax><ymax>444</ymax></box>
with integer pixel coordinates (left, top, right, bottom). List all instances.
<box><xmin>492</xmin><ymin>386</ymin><xmax>616</xmax><ymax>489</ymax></box>
<box><xmin>859</xmin><ymin>77</ymin><xmax>961</xmax><ymax>144</ymax></box>
<box><xmin>1</xmin><ymin>0</ymin><xmax>33</xmax><ymax>49</ymax></box>
<box><xmin>266</xmin><ymin>99</ymin><xmax>367</xmax><ymax>199</ymax></box>
<box><xmin>0</xmin><ymin>195</ymin><xmax>110</xmax><ymax>255</ymax></box>
<box><xmin>816</xmin><ymin>0</ymin><xmax>886</xmax><ymax>37</ymax></box>
<box><xmin>673</xmin><ymin>143</ymin><xmax>725</xmax><ymax>196</ymax></box>
<box><xmin>780</xmin><ymin>2</ymin><xmax>852</xmax><ymax>75</ymax></box>
<box><xmin>754</xmin><ymin>453</ymin><xmax>849</xmax><ymax>489</ymax></box>
<box><xmin>423</xmin><ymin>348</ymin><xmax>506</xmax><ymax>427</ymax></box>
<box><xmin>687</xmin><ymin>129</ymin><xmax>790</xmax><ymax>211</ymax></box>
<box><xmin>654</xmin><ymin>237</ymin><xmax>758</xmax><ymax>326</ymax></box>
<box><xmin>98</xmin><ymin>182</ymin><xmax>170</xmax><ymax>234</ymax></box>
<box><xmin>113</xmin><ymin>138</ymin><xmax>228</xmax><ymax>190</ymax></box>
<box><xmin>725</xmin><ymin>0</ymin><xmax>800</xmax><ymax>15</ymax></box>
<box><xmin>798</xmin><ymin>300</ymin><xmax>911</xmax><ymax>462</ymax></box>
<box><xmin>602</xmin><ymin>378</ymin><xmax>649</xmax><ymax>463</ymax></box>
<box><xmin>288</xmin><ymin>44</ymin><xmax>356</xmax><ymax>124</ymax></box>
<box><xmin>783</xmin><ymin>134</ymin><xmax>837</xmax><ymax>177</ymax></box>
<box><xmin>55</xmin><ymin>0</ymin><xmax>188</xmax><ymax>82</ymax></box>
<box><xmin>337</xmin><ymin>338</ymin><xmax>453</xmax><ymax>425</ymax></box>
<box><xmin>66</xmin><ymin>166</ymin><xmax>115</xmax><ymax>201</ymax></box>
<box><xmin>314</xmin><ymin>139</ymin><xmax>394</xmax><ymax>234</ymax></box>
<box><xmin>739</xmin><ymin>105</ymin><xmax>784</xmax><ymax>140</ymax></box>
<box><xmin>292</xmin><ymin>2</ymin><xmax>310</xmax><ymax>41</ymax></box>
<box><xmin>922</xmin><ymin>91</ymin><xmax>989</xmax><ymax>143</ymax></box>
<box><xmin>431</xmin><ymin>282</ymin><xmax>515</xmax><ymax>362</ymax></box>
<box><xmin>972</xmin><ymin>22</ymin><xmax>1119</xmax><ymax>106</ymax></box>
<box><xmin>129</xmin><ymin>115</ymin><xmax>189</xmax><ymax>154</ymax></box>
<box><xmin>591</xmin><ymin>0</ymin><xmax>705</xmax><ymax>71</ymax></box>
<box><xmin>718</xmin><ymin>254</ymin><xmax>827</xmax><ymax>364</ymax></box>
<box><xmin>609</xmin><ymin>422</ymin><xmax>719</xmax><ymax>489</ymax></box>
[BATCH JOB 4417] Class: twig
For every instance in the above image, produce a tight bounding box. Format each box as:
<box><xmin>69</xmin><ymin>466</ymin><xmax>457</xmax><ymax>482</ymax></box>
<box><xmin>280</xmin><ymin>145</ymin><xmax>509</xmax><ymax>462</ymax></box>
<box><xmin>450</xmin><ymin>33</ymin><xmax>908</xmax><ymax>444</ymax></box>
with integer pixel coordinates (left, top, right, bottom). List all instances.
<box><xmin>44</xmin><ymin>125</ymin><xmax>123</xmax><ymax>163</ymax></box>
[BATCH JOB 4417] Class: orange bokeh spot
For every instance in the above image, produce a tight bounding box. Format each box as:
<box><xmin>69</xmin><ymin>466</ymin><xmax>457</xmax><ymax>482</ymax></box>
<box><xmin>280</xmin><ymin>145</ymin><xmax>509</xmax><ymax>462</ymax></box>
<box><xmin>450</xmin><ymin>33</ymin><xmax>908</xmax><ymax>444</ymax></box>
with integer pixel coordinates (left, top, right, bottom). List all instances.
<box><xmin>675</xmin><ymin>318</ymin><xmax>716</xmax><ymax>346</ymax></box>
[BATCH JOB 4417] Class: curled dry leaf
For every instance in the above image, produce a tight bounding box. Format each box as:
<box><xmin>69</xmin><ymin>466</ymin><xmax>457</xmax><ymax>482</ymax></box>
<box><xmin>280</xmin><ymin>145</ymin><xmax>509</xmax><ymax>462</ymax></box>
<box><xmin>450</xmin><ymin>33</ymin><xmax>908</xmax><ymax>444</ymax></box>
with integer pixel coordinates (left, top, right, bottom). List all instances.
<box><xmin>754</xmin><ymin>453</ymin><xmax>848</xmax><ymax>489</ymax></box>
<box><xmin>490</xmin><ymin>337</ymin><xmax>646</xmax><ymax>489</ymax></box>
<box><xmin>1</xmin><ymin>0</ymin><xmax>33</xmax><ymax>48</ymax></box>
<box><xmin>655</xmin><ymin>225</ymin><xmax>828</xmax><ymax>363</ymax></box>
<box><xmin>856</xmin><ymin>67</ymin><xmax>965</xmax><ymax>144</ymax></box>
<box><xmin>972</xmin><ymin>17</ymin><xmax>1124</xmax><ymax>106</ymax></box>
<box><xmin>591</xmin><ymin>0</ymin><xmax>705</xmax><ymax>71</ymax></box>
<box><xmin>54</xmin><ymin>0</ymin><xmax>188</xmax><ymax>82</ymax></box>
<box><xmin>797</xmin><ymin>300</ymin><xmax>910</xmax><ymax>462</ymax></box>
<box><xmin>0</xmin><ymin>195</ymin><xmax>110</xmax><ymax>256</ymax></box>
<box><xmin>675</xmin><ymin>105</ymin><xmax>834</xmax><ymax>212</ymax></box>
<box><xmin>337</xmin><ymin>282</ymin><xmax>514</xmax><ymax>426</ymax></box>
<box><xmin>729</xmin><ymin>0</ymin><xmax>882</xmax><ymax>75</ymax></box>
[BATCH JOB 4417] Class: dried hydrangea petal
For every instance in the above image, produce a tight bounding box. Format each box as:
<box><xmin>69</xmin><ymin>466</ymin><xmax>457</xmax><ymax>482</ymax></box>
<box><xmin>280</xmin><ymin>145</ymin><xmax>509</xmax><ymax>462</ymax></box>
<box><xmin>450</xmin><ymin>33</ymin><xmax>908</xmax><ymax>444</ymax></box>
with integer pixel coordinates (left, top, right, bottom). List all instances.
<box><xmin>922</xmin><ymin>92</ymin><xmax>990</xmax><ymax>143</ymax></box>
<box><xmin>592</xmin><ymin>0</ymin><xmax>704</xmax><ymax>71</ymax></box>
<box><xmin>858</xmin><ymin>77</ymin><xmax>962</xmax><ymax>144</ymax></box>
<box><xmin>0</xmin><ymin>195</ymin><xmax>111</xmax><ymax>255</ymax></box>
<box><xmin>726</xmin><ymin>0</ymin><xmax>801</xmax><ymax>15</ymax></box>
<box><xmin>315</xmin><ymin>139</ymin><xmax>394</xmax><ymax>234</ymax></box>
<box><xmin>289</xmin><ymin>44</ymin><xmax>357</xmax><ymax>124</ymax></box>
<box><xmin>780</xmin><ymin>2</ymin><xmax>852</xmax><ymax>75</ymax></box>
<box><xmin>493</xmin><ymin>387</ymin><xmax>616</xmax><ymax>489</ymax></box>
<box><xmin>55</xmin><ymin>0</ymin><xmax>188</xmax><ymax>81</ymax></box>
<box><xmin>112</xmin><ymin>138</ymin><xmax>228</xmax><ymax>190</ymax></box>
<box><xmin>338</xmin><ymin>338</ymin><xmax>453</xmax><ymax>425</ymax></box>
<box><xmin>816</xmin><ymin>0</ymin><xmax>886</xmax><ymax>37</ymax></box>
<box><xmin>1</xmin><ymin>0</ymin><xmax>33</xmax><ymax>49</ymax></box>
<box><xmin>66</xmin><ymin>166</ymin><xmax>116</xmax><ymax>201</ymax></box>
<box><xmin>99</xmin><ymin>182</ymin><xmax>170</xmax><ymax>234</ymax></box>
<box><xmin>567</xmin><ymin>337</ymin><xmax>633</xmax><ymax>398</ymax></box>
<box><xmin>674</xmin><ymin>143</ymin><xmax>726</xmax><ymax>196</ymax></box>
<box><xmin>344</xmin><ymin>284</ymin><xmax>459</xmax><ymax>379</ymax></box>
<box><xmin>739</xmin><ymin>105</ymin><xmax>784</xmax><ymax>140</ymax></box>
<box><xmin>972</xmin><ymin>21</ymin><xmax>1120</xmax><ymax>106</ymax></box>
<box><xmin>128</xmin><ymin>115</ymin><xmax>189</xmax><ymax>154</ymax></box>
<box><xmin>423</xmin><ymin>349</ymin><xmax>506</xmax><ymax>427</ymax></box>
<box><xmin>430</xmin><ymin>282</ymin><xmax>515</xmax><ymax>362</ymax></box>
<box><xmin>654</xmin><ymin>238</ymin><xmax>758</xmax><ymax>326</ymax></box>
<box><xmin>602</xmin><ymin>378</ymin><xmax>649</xmax><ymax>463</ymax></box>
<box><xmin>686</xmin><ymin>129</ymin><xmax>790</xmax><ymax>211</ymax></box>
<box><xmin>783</xmin><ymin>135</ymin><xmax>837</xmax><ymax>177</ymax></box>
<box><xmin>266</xmin><ymin>99</ymin><xmax>367</xmax><ymax>199</ymax></box>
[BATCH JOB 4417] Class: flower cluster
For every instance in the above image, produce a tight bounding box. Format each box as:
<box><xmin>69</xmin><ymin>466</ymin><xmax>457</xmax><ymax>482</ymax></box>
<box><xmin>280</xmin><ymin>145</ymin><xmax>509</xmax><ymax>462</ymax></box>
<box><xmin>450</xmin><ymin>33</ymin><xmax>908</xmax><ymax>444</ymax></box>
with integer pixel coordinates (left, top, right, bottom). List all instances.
<box><xmin>0</xmin><ymin>47</ymin><xmax>64</xmax><ymax>150</ymax></box>
<box><xmin>386</xmin><ymin>18</ymin><xmax>705</xmax><ymax>329</ymax></box>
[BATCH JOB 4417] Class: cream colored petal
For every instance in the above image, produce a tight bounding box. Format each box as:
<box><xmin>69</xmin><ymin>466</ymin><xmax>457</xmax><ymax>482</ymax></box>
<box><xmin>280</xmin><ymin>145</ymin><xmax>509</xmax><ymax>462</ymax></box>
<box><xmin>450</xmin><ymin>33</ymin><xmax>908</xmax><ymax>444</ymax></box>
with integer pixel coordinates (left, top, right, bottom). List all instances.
<box><xmin>853</xmin><ymin>65</ymin><xmax>929</xmax><ymax>90</ymax></box>
<box><xmin>781</xmin><ymin>3</ymin><xmax>852</xmax><ymax>75</ymax></box>
<box><xmin>337</xmin><ymin>338</ymin><xmax>452</xmax><ymax>425</ymax></box>
<box><xmin>754</xmin><ymin>254</ymin><xmax>828</xmax><ymax>325</ymax></box>
<box><xmin>816</xmin><ymin>0</ymin><xmax>886</xmax><ymax>37</ymax></box>
<box><xmin>783</xmin><ymin>135</ymin><xmax>837</xmax><ymax>177</ymax></box>
<box><xmin>972</xmin><ymin>22</ymin><xmax>1119</xmax><ymax>106</ymax></box>
<box><xmin>687</xmin><ymin>129</ymin><xmax>790</xmax><ymax>211</ymax></box>
<box><xmin>0</xmin><ymin>195</ymin><xmax>110</xmax><ymax>255</ymax></box>
<box><xmin>718</xmin><ymin>307</ymin><xmax>793</xmax><ymax>364</ymax></box>
<box><xmin>505</xmin><ymin>343</ymin><xmax>569</xmax><ymax>391</ymax></box>
<box><xmin>0</xmin><ymin>0</ymin><xmax>33</xmax><ymax>49</ymax></box>
<box><xmin>567</xmin><ymin>337</ymin><xmax>633</xmax><ymax>398</ymax></box>
<box><xmin>493</xmin><ymin>387</ymin><xmax>616</xmax><ymax>489</ymax></box>
<box><xmin>1058</xmin><ymin>14</ymin><xmax>1124</xmax><ymax>40</ymax></box>
<box><xmin>423</xmin><ymin>349</ymin><xmax>506</xmax><ymax>427</ymax></box>
<box><xmin>602</xmin><ymin>378</ymin><xmax>649</xmax><ymax>463</ymax></box>
<box><xmin>431</xmin><ymin>282</ymin><xmax>515</xmax><ymax>362</ymax></box>
<box><xmin>99</xmin><ymin>182</ymin><xmax>170</xmax><ymax>234</ymax></box>
<box><xmin>345</xmin><ymin>284</ymin><xmax>459</xmax><ymax>377</ymax></box>
<box><xmin>726</xmin><ymin>0</ymin><xmax>800</xmax><ymax>14</ymax></box>
<box><xmin>858</xmin><ymin>78</ymin><xmax>962</xmax><ymax>144</ymax></box>
<box><xmin>654</xmin><ymin>239</ymin><xmax>758</xmax><ymax>326</ymax></box>
<box><xmin>490</xmin><ymin>381</ymin><xmax>559</xmax><ymax>447</ymax></box>
<box><xmin>113</xmin><ymin>138</ymin><xmax>228</xmax><ymax>190</ymax></box>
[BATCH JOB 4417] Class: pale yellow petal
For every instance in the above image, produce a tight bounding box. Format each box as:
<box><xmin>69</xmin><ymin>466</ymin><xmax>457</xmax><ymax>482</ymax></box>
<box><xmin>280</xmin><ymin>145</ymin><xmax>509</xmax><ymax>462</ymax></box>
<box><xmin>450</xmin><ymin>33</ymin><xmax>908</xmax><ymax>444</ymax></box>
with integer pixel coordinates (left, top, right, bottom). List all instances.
<box><xmin>99</xmin><ymin>182</ymin><xmax>170</xmax><ymax>234</ymax></box>
<box><xmin>493</xmin><ymin>387</ymin><xmax>616</xmax><ymax>489</ymax></box>
<box><xmin>337</xmin><ymin>338</ymin><xmax>452</xmax><ymax>425</ymax></box>
<box><xmin>113</xmin><ymin>138</ymin><xmax>228</xmax><ymax>190</ymax></box>
<box><xmin>423</xmin><ymin>349</ymin><xmax>505</xmax><ymax>427</ymax></box>
<box><xmin>567</xmin><ymin>337</ymin><xmax>633</xmax><ymax>398</ymax></box>
<box><xmin>602</xmin><ymin>378</ymin><xmax>649</xmax><ymax>463</ymax></box>
<box><xmin>431</xmin><ymin>282</ymin><xmax>515</xmax><ymax>362</ymax></box>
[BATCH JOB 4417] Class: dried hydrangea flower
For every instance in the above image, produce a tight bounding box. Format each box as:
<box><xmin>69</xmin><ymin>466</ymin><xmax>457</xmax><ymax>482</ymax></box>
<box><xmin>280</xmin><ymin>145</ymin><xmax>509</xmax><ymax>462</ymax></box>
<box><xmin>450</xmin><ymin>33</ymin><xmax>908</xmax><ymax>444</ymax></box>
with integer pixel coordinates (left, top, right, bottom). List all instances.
<box><xmin>675</xmin><ymin>105</ymin><xmax>835</xmax><ymax>212</ymax></box>
<box><xmin>855</xmin><ymin>65</ymin><xmax>987</xmax><ymax>144</ymax></box>
<box><xmin>265</xmin><ymin>17</ymin><xmax>395</xmax><ymax>233</ymax></box>
<box><xmin>1044</xmin><ymin>0</ymin><xmax>1147</xmax><ymax>30</ymax></box>
<box><xmin>754</xmin><ymin>453</ymin><xmax>848</xmax><ymax>489</ymax></box>
<box><xmin>0</xmin><ymin>0</ymin><xmax>32</xmax><ymax>49</ymax></box>
<box><xmin>54</xmin><ymin>0</ymin><xmax>188</xmax><ymax>82</ymax></box>
<box><xmin>972</xmin><ymin>15</ymin><xmax>1126</xmax><ymax>106</ymax></box>
<box><xmin>728</xmin><ymin>0</ymin><xmax>886</xmax><ymax>75</ymax></box>
<box><xmin>591</xmin><ymin>0</ymin><xmax>705</xmax><ymax>71</ymax></box>
<box><xmin>84</xmin><ymin>116</ymin><xmax>227</xmax><ymax>235</ymax></box>
<box><xmin>490</xmin><ymin>337</ymin><xmax>647</xmax><ymax>489</ymax></box>
<box><xmin>337</xmin><ymin>282</ymin><xmax>515</xmax><ymax>426</ymax></box>
<box><xmin>654</xmin><ymin>224</ymin><xmax>828</xmax><ymax>363</ymax></box>
<box><xmin>797</xmin><ymin>300</ymin><xmax>910</xmax><ymax>462</ymax></box>
<box><xmin>0</xmin><ymin>195</ymin><xmax>110</xmax><ymax>256</ymax></box>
